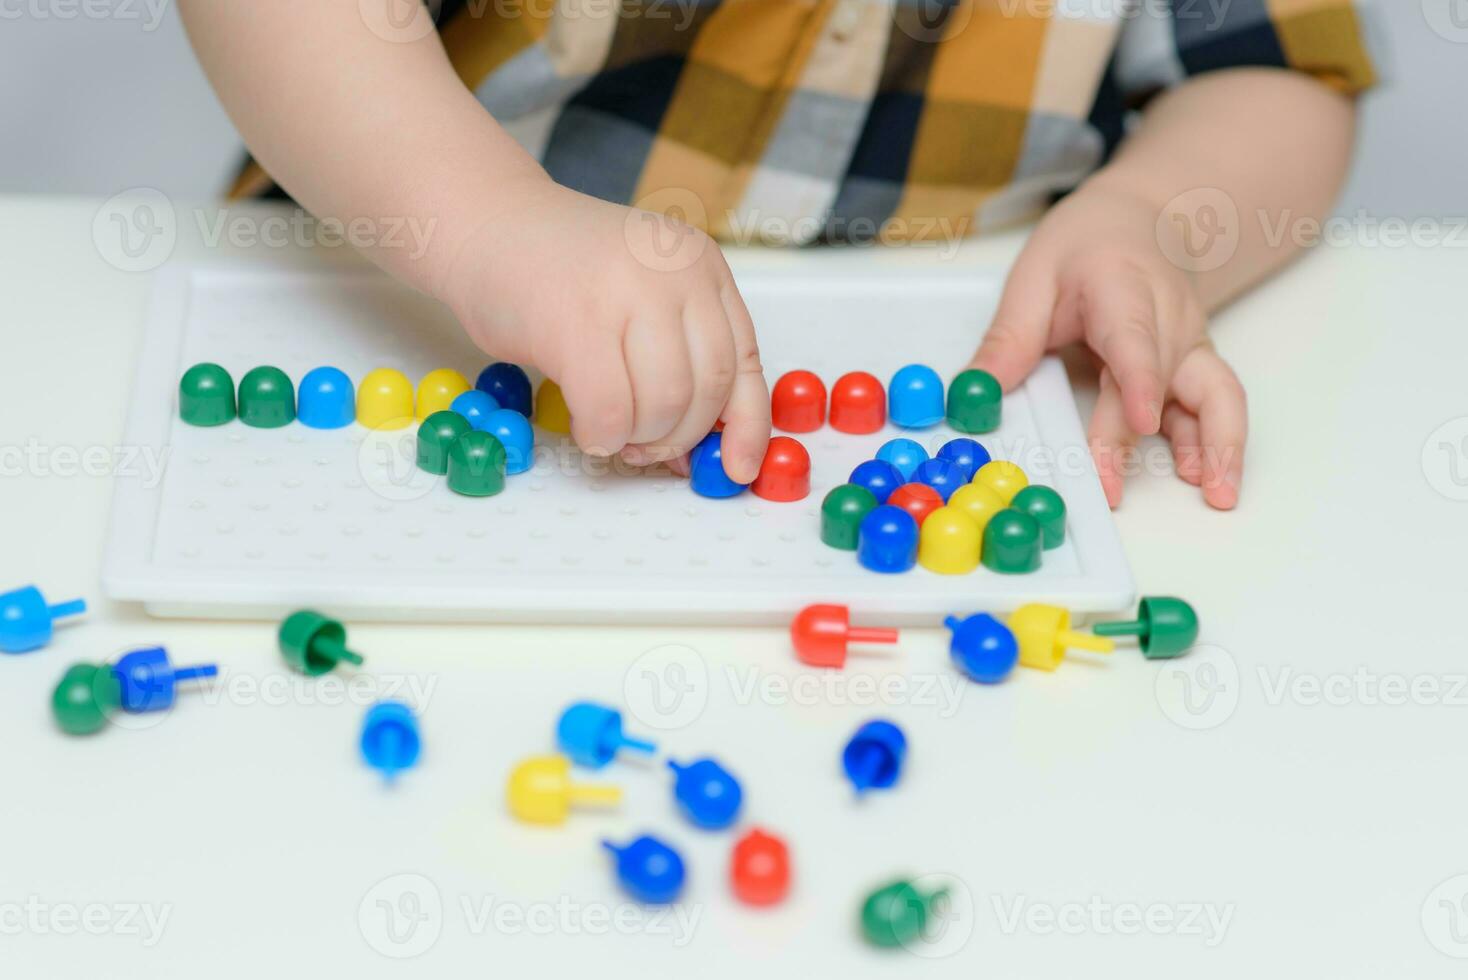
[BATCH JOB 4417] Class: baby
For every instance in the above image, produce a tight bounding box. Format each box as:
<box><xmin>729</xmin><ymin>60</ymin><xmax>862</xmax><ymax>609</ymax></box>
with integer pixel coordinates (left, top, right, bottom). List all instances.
<box><xmin>181</xmin><ymin>0</ymin><xmax>1377</xmax><ymax>510</ymax></box>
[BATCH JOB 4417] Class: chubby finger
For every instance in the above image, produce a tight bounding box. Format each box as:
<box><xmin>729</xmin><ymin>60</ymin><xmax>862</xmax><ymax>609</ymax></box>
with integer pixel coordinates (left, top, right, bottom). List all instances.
<box><xmin>712</xmin><ymin>278</ymin><xmax>770</xmax><ymax>484</ymax></box>
<box><xmin>647</xmin><ymin>289</ymin><xmax>737</xmax><ymax>470</ymax></box>
<box><xmin>1172</xmin><ymin>347</ymin><xmax>1247</xmax><ymax>510</ymax></box>
<box><xmin>622</xmin><ymin>313</ymin><xmax>694</xmax><ymax>452</ymax></box>
<box><xmin>560</xmin><ymin>328</ymin><xmax>635</xmax><ymax>457</ymax></box>
<box><xmin>1161</xmin><ymin>402</ymin><xmax>1204</xmax><ymax>486</ymax></box>
<box><xmin>970</xmin><ymin>257</ymin><xmax>1057</xmax><ymax>391</ymax></box>
<box><xmin>1087</xmin><ymin>369</ymin><xmax>1136</xmax><ymax>509</ymax></box>
<box><xmin>1081</xmin><ymin>275</ymin><xmax>1164</xmax><ymax>435</ymax></box>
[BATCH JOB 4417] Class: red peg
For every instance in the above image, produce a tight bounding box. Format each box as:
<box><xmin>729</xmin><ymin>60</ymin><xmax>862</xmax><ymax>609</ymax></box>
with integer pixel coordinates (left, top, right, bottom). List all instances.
<box><xmin>887</xmin><ymin>482</ymin><xmax>943</xmax><ymax>526</ymax></box>
<box><xmin>752</xmin><ymin>436</ymin><xmax>811</xmax><ymax>502</ymax></box>
<box><xmin>829</xmin><ymin>372</ymin><xmax>885</xmax><ymax>434</ymax></box>
<box><xmin>771</xmin><ymin>371</ymin><xmax>826</xmax><ymax>433</ymax></box>
<box><xmin>790</xmin><ymin>603</ymin><xmax>900</xmax><ymax>668</ymax></box>
<box><xmin>730</xmin><ymin>828</ymin><xmax>791</xmax><ymax>906</ymax></box>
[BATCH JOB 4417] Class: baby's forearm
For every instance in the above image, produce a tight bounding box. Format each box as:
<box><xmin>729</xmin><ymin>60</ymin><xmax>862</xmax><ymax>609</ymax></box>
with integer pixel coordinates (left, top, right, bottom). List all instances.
<box><xmin>1083</xmin><ymin>67</ymin><xmax>1357</xmax><ymax>312</ymax></box>
<box><xmin>179</xmin><ymin>0</ymin><xmax>544</xmax><ymax>298</ymax></box>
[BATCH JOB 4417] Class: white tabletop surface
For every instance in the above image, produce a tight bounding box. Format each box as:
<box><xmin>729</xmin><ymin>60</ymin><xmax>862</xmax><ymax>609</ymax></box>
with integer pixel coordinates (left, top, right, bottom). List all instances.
<box><xmin>2</xmin><ymin>196</ymin><xmax>1466</xmax><ymax>978</ymax></box>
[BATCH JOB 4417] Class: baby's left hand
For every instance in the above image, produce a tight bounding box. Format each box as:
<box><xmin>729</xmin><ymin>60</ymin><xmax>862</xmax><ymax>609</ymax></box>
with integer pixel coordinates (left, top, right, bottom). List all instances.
<box><xmin>968</xmin><ymin>181</ymin><xmax>1247</xmax><ymax>510</ymax></box>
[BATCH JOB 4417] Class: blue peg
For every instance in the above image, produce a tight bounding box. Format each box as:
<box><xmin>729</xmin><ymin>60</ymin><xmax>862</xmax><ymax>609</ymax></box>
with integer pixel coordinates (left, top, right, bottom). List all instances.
<box><xmin>450</xmin><ymin>390</ymin><xmax>501</xmax><ymax>430</ymax></box>
<box><xmin>945</xmin><ymin>614</ymin><xmax>1019</xmax><ymax>684</ymax></box>
<box><xmin>842</xmin><ymin>719</ymin><xmax>906</xmax><ymax>796</ymax></box>
<box><xmin>936</xmin><ymin>438</ymin><xmax>991</xmax><ymax>482</ymax></box>
<box><xmin>690</xmin><ymin>432</ymin><xmax>748</xmax><ymax>498</ymax></box>
<box><xmin>297</xmin><ymin>366</ymin><xmax>355</xmax><ymax>429</ymax></box>
<box><xmin>888</xmin><ymin>364</ymin><xmax>945</xmax><ymax>429</ymax></box>
<box><xmin>0</xmin><ymin>585</ymin><xmax>86</xmax><ymax>654</ymax></box>
<box><xmin>913</xmin><ymin>458</ymin><xmax>965</xmax><ymax>502</ymax></box>
<box><xmin>111</xmin><ymin>646</ymin><xmax>218</xmax><ymax>712</ymax></box>
<box><xmin>475</xmin><ymin>362</ymin><xmax>534</xmax><ymax>417</ymax></box>
<box><xmin>481</xmin><ymin>408</ymin><xmax>535</xmax><ymax>475</ymax></box>
<box><xmin>360</xmin><ymin>700</ymin><xmax>422</xmax><ymax>782</ymax></box>
<box><xmin>849</xmin><ymin>459</ymin><xmax>904</xmax><ymax>505</ymax></box>
<box><xmin>603</xmin><ymin>835</ymin><xmax>686</xmax><ymax>904</ymax></box>
<box><xmin>857</xmin><ymin>505</ymin><xmax>918</xmax><ymax>573</ymax></box>
<box><xmin>556</xmin><ymin>701</ymin><xmax>657</xmax><ymax>769</ymax></box>
<box><xmin>669</xmin><ymin>757</ymin><xmax>743</xmax><ymax>830</ymax></box>
<box><xmin>875</xmin><ymin>438</ymin><xmax>929</xmax><ymax>481</ymax></box>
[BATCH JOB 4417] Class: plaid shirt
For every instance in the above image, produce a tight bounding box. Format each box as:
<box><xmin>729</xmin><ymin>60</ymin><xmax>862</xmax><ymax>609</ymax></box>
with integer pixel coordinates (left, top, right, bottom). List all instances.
<box><xmin>233</xmin><ymin>0</ymin><xmax>1378</xmax><ymax>245</ymax></box>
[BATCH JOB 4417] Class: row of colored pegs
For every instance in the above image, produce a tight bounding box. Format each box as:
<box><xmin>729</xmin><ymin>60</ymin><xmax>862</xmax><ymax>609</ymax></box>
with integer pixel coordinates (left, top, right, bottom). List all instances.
<box><xmin>178</xmin><ymin>361</ymin><xmax>535</xmax><ymax>430</ymax></box>
<box><xmin>825</xmin><ymin>438</ymin><xmax>1065</xmax><ymax>575</ymax></box>
<box><xmin>505</xmin><ymin>702</ymin><xmax>791</xmax><ymax>906</ymax></box>
<box><xmin>792</xmin><ymin>597</ymin><xmax>1200</xmax><ymax>684</ymax></box>
<box><xmin>771</xmin><ymin>366</ymin><xmax>1003</xmax><ymax>435</ymax></box>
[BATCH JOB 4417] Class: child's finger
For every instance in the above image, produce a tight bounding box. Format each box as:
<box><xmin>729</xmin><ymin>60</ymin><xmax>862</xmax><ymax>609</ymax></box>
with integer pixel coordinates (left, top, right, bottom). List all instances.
<box><xmin>1172</xmin><ymin>347</ymin><xmax>1247</xmax><ymax>510</ymax></box>
<box><xmin>1161</xmin><ymin>402</ymin><xmax>1204</xmax><ymax>486</ymax></box>
<box><xmin>969</xmin><ymin>259</ymin><xmax>1057</xmax><ymax>391</ymax></box>
<box><xmin>714</xmin><ymin>279</ymin><xmax>772</xmax><ymax>484</ymax></box>
<box><xmin>622</xmin><ymin>314</ymin><xmax>694</xmax><ymax>449</ymax></box>
<box><xmin>652</xmin><ymin>291</ymin><xmax>738</xmax><ymax>469</ymax></box>
<box><xmin>561</xmin><ymin>329</ymin><xmax>635</xmax><ymax>457</ymax></box>
<box><xmin>1081</xmin><ymin>276</ymin><xmax>1164</xmax><ymax>436</ymax></box>
<box><xmin>1087</xmin><ymin>369</ymin><xmax>1136</xmax><ymax>509</ymax></box>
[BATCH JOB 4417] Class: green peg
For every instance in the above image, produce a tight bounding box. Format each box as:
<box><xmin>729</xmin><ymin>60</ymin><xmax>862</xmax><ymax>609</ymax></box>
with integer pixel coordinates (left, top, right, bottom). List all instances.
<box><xmin>1010</xmin><ymin>485</ymin><xmax>1066</xmax><ymax>549</ymax></box>
<box><xmin>1093</xmin><ymin>596</ymin><xmax>1199</xmax><ymax>659</ymax></box>
<box><xmin>417</xmin><ymin>410</ymin><xmax>472</xmax><ymax>476</ymax></box>
<box><xmin>821</xmin><ymin>484</ymin><xmax>879</xmax><ymax>550</ymax></box>
<box><xmin>981</xmin><ymin>508</ymin><xmax>1041</xmax><ymax>574</ymax></box>
<box><xmin>238</xmin><ymin>366</ymin><xmax>296</xmax><ymax>428</ymax></box>
<box><xmin>447</xmin><ymin>431</ymin><xmax>506</xmax><ymax>497</ymax></box>
<box><xmin>179</xmin><ymin>362</ymin><xmax>236</xmax><ymax>426</ymax></box>
<box><xmin>946</xmin><ymin>368</ymin><xmax>1001</xmax><ymax>434</ymax></box>
<box><xmin>860</xmin><ymin>879</ymin><xmax>948</xmax><ymax>949</ymax></box>
<box><xmin>278</xmin><ymin>610</ymin><xmax>365</xmax><ymax>676</ymax></box>
<box><xmin>52</xmin><ymin>663</ymin><xmax>121</xmax><ymax>736</ymax></box>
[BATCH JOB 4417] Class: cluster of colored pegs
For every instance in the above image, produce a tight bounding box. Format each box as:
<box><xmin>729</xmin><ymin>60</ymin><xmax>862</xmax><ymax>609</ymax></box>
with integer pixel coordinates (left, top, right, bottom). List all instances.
<box><xmin>179</xmin><ymin>361</ymin><xmax>537</xmax><ymax>440</ymax></box>
<box><xmin>360</xmin><ymin>700</ymin><xmax>422</xmax><ymax>782</ymax></box>
<box><xmin>690</xmin><ymin>431</ymin><xmax>812</xmax><ymax>503</ymax></box>
<box><xmin>1</xmin><ymin>584</ymin><xmax>86</xmax><ymax>654</ymax></box>
<box><xmin>771</xmin><ymin>365</ymin><xmax>1003</xmax><ymax>436</ymax></box>
<box><xmin>823</xmin><ymin>441</ymin><xmax>1067</xmax><ymax>576</ymax></box>
<box><xmin>411</xmin><ymin>363</ymin><xmax>536</xmax><ymax>496</ymax></box>
<box><xmin>52</xmin><ymin>646</ymin><xmax>218</xmax><ymax>736</ymax></box>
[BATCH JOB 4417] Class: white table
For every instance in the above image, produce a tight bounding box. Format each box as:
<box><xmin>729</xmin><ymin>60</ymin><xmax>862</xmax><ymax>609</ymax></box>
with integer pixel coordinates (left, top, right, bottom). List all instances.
<box><xmin>2</xmin><ymin>197</ymin><xmax>1465</xmax><ymax>978</ymax></box>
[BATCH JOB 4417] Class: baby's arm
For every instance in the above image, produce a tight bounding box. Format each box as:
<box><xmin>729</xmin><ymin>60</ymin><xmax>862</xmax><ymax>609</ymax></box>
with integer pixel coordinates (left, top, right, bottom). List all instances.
<box><xmin>180</xmin><ymin>0</ymin><xmax>771</xmax><ymax>478</ymax></box>
<box><xmin>972</xmin><ymin>68</ymin><xmax>1357</xmax><ymax>510</ymax></box>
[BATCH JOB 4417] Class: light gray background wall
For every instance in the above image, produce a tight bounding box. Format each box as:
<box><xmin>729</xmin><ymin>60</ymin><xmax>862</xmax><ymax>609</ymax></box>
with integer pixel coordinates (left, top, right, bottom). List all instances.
<box><xmin>0</xmin><ymin>2</ymin><xmax>1463</xmax><ymax>216</ymax></box>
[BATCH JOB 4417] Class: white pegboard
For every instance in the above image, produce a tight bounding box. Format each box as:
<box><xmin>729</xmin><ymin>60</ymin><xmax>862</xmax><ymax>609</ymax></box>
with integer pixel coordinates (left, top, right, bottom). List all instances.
<box><xmin>102</xmin><ymin>263</ymin><xmax>1134</xmax><ymax>623</ymax></box>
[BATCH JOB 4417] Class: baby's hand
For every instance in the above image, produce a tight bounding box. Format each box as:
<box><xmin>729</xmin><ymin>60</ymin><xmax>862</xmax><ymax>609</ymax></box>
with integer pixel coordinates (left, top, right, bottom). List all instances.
<box><xmin>968</xmin><ymin>182</ymin><xmax>1247</xmax><ymax>510</ymax></box>
<box><xmin>440</xmin><ymin>178</ymin><xmax>771</xmax><ymax>481</ymax></box>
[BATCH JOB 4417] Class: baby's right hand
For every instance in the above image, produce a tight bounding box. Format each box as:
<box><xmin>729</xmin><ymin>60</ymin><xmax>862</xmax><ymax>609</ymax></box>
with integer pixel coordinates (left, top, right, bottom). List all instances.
<box><xmin>440</xmin><ymin>178</ymin><xmax>771</xmax><ymax>482</ymax></box>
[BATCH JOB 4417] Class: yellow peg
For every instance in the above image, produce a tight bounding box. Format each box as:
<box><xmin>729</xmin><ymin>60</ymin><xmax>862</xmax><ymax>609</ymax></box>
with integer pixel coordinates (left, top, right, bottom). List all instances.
<box><xmin>973</xmin><ymin>460</ymin><xmax>1028</xmax><ymax>505</ymax></box>
<box><xmin>917</xmin><ymin>506</ymin><xmax>981</xmax><ymax>575</ymax></box>
<box><xmin>535</xmin><ymin>379</ymin><xmax>572</xmax><ymax>435</ymax></box>
<box><xmin>416</xmin><ymin>368</ymin><xmax>470</xmax><ymax>418</ymax></box>
<box><xmin>506</xmin><ymin>755</ymin><xmax>621</xmax><ymax>825</ymax></box>
<box><xmin>948</xmin><ymin>482</ymin><xmax>1006</xmax><ymax>539</ymax></box>
<box><xmin>357</xmin><ymin>368</ymin><xmax>415</xmax><ymax>430</ymax></box>
<box><xmin>1008</xmin><ymin>603</ymin><xmax>1113</xmax><ymax>671</ymax></box>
